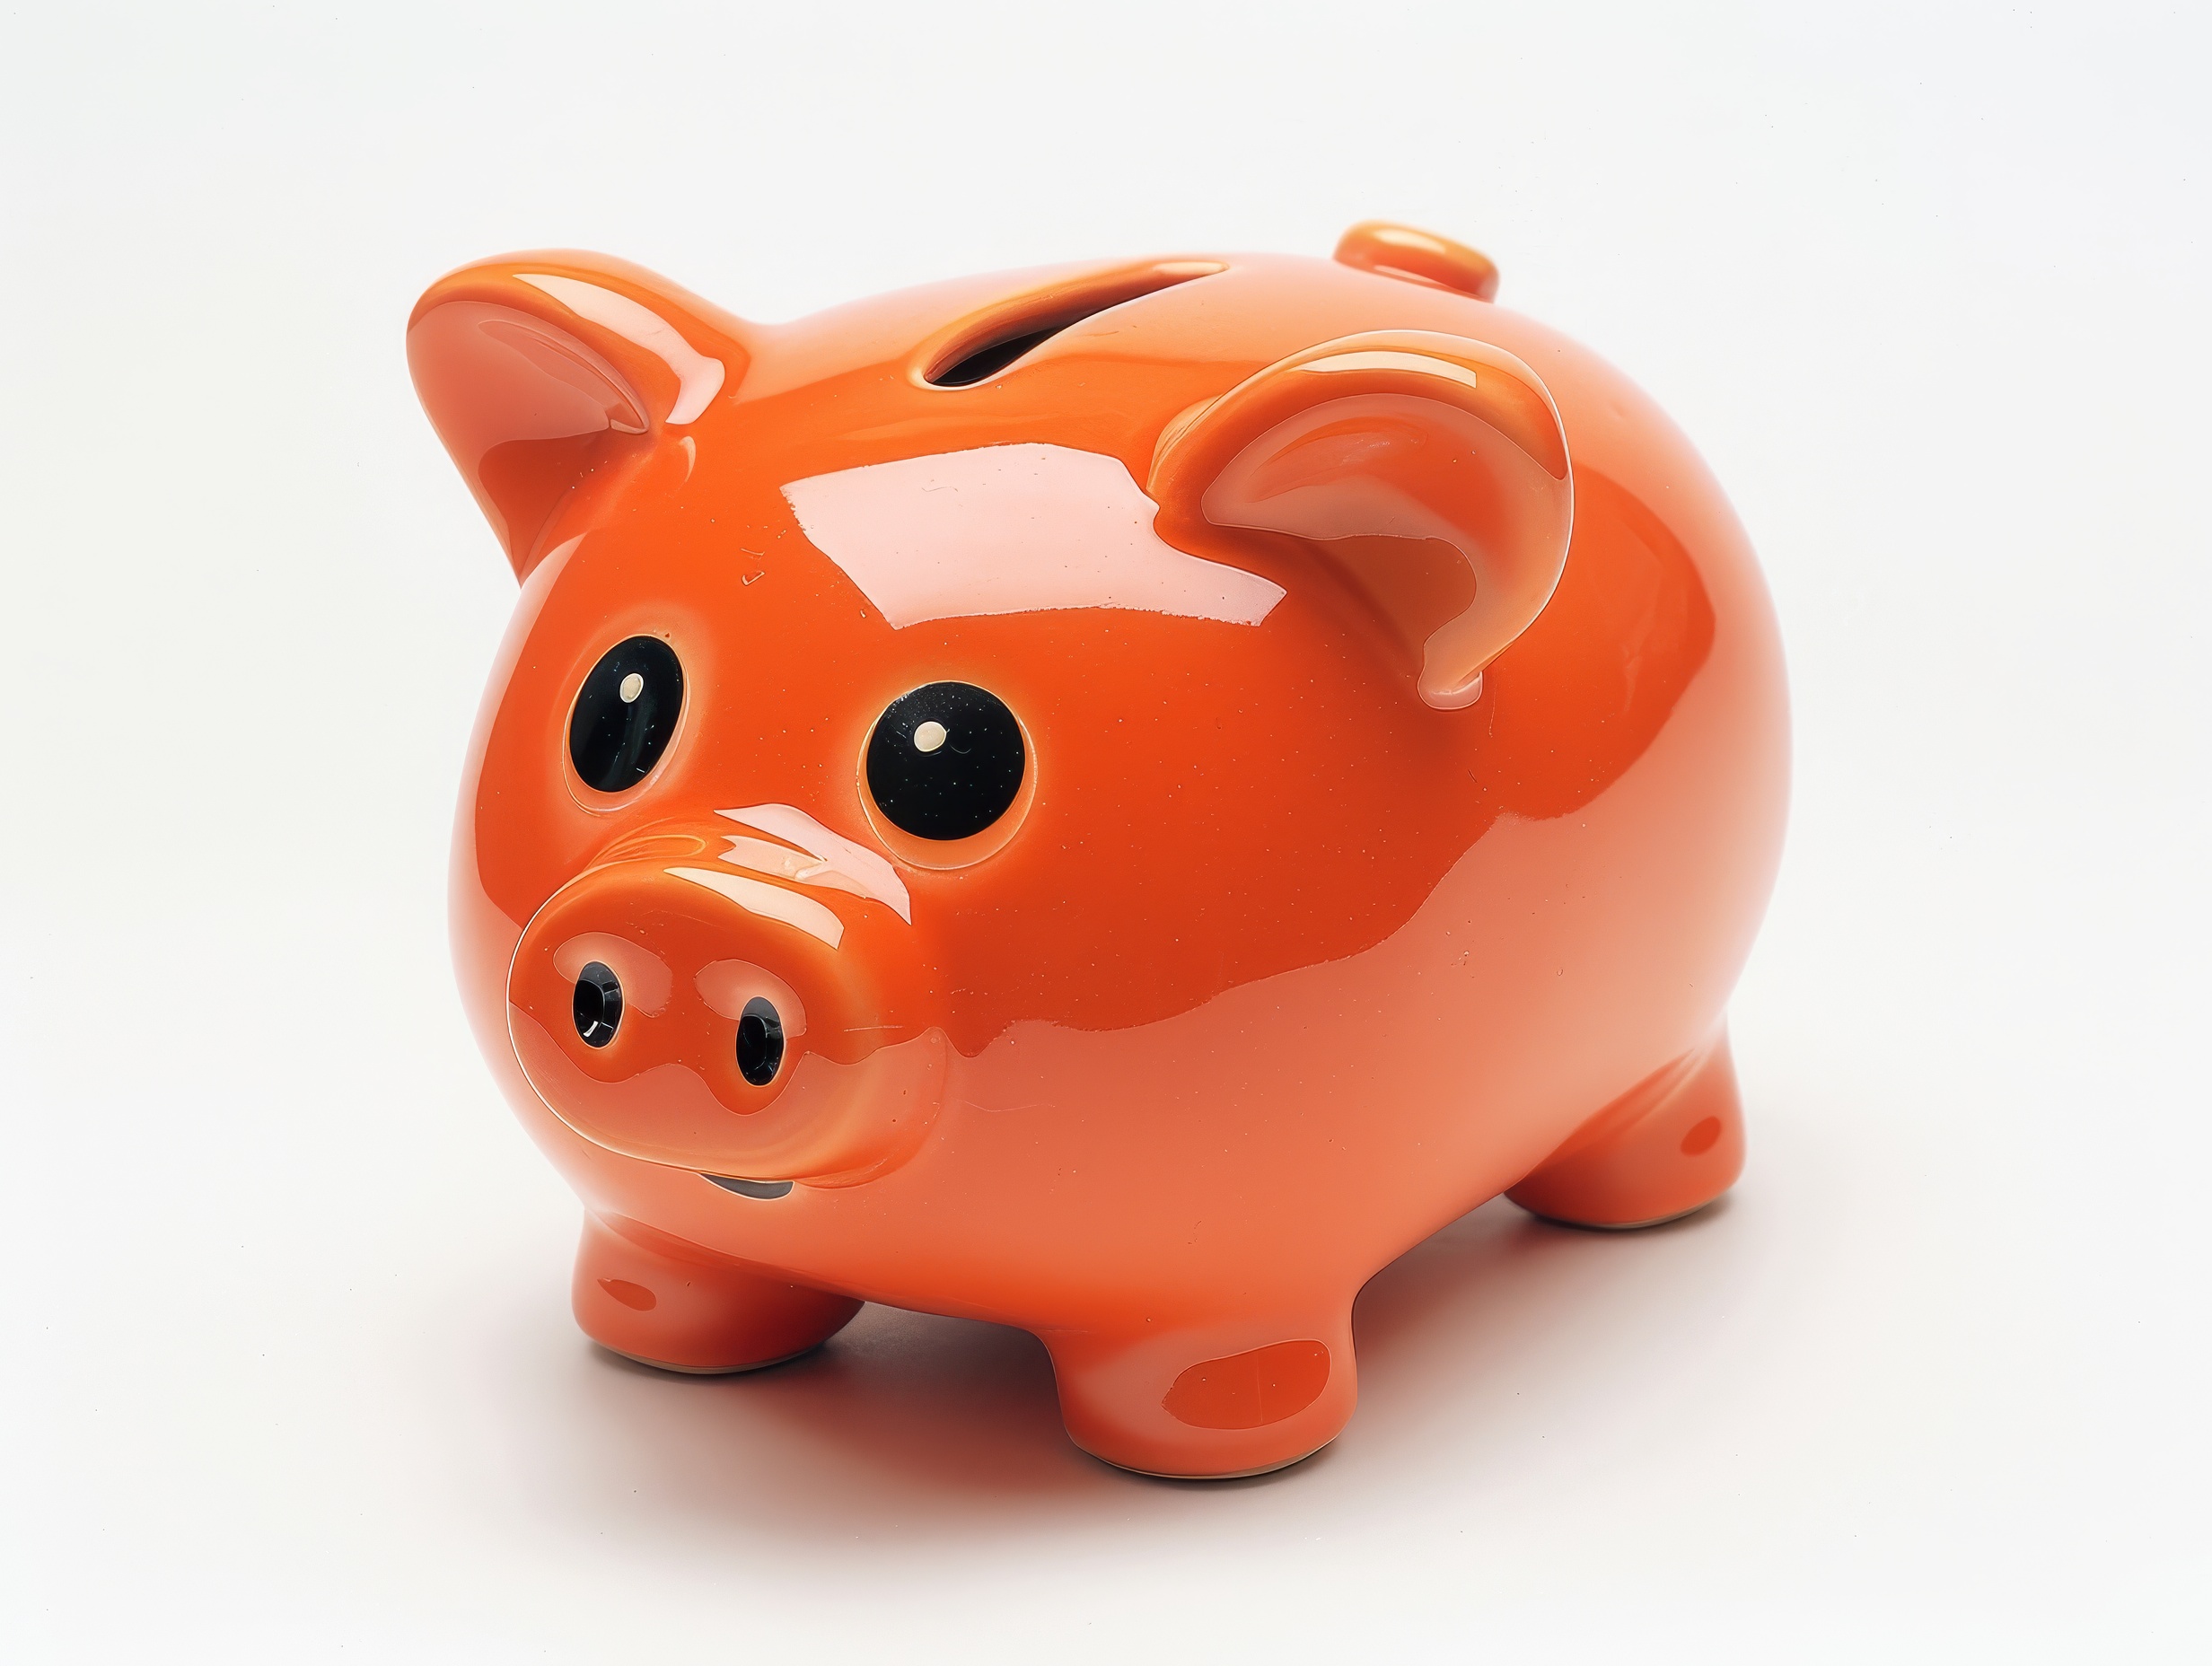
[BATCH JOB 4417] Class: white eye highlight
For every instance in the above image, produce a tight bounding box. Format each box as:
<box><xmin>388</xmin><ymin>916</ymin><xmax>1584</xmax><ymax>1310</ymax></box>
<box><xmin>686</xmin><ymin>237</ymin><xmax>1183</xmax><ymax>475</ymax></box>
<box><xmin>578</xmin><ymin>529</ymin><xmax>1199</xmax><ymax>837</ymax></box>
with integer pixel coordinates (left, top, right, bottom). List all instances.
<box><xmin>619</xmin><ymin>672</ymin><xmax>645</xmax><ymax>704</ymax></box>
<box><xmin>913</xmin><ymin>720</ymin><xmax>948</xmax><ymax>754</ymax></box>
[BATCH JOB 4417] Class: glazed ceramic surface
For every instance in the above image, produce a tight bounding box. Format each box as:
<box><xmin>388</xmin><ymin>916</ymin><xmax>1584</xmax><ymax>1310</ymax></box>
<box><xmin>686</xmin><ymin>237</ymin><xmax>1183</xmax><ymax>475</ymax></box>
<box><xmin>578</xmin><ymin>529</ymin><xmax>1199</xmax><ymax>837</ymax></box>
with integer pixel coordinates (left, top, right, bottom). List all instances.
<box><xmin>409</xmin><ymin>221</ymin><xmax>1788</xmax><ymax>1478</ymax></box>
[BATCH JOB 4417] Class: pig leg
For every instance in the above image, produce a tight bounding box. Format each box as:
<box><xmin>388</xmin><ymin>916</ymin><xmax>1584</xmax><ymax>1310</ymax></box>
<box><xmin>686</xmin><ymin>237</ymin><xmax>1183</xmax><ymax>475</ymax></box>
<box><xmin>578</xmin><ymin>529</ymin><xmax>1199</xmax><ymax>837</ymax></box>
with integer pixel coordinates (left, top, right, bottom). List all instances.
<box><xmin>1508</xmin><ymin>1028</ymin><xmax>1745</xmax><ymax>1229</ymax></box>
<box><xmin>1042</xmin><ymin>1306</ymin><xmax>1357</xmax><ymax>1479</ymax></box>
<box><xmin>571</xmin><ymin>1214</ymin><xmax>861</xmax><ymax>1372</ymax></box>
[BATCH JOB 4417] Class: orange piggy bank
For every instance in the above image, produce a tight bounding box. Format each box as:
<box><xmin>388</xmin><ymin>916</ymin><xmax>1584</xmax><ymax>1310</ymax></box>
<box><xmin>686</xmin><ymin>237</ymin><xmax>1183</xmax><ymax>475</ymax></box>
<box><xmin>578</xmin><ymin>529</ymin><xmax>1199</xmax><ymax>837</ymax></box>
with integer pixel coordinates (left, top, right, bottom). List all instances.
<box><xmin>410</xmin><ymin>223</ymin><xmax>1788</xmax><ymax>1478</ymax></box>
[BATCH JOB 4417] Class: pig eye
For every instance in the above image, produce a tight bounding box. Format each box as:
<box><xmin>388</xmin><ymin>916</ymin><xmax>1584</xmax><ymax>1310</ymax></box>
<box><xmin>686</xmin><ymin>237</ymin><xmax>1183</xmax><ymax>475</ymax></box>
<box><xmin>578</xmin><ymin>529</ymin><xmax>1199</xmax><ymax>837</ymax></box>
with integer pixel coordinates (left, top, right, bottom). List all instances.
<box><xmin>570</xmin><ymin>636</ymin><xmax>683</xmax><ymax>793</ymax></box>
<box><xmin>865</xmin><ymin>682</ymin><xmax>1025</xmax><ymax>840</ymax></box>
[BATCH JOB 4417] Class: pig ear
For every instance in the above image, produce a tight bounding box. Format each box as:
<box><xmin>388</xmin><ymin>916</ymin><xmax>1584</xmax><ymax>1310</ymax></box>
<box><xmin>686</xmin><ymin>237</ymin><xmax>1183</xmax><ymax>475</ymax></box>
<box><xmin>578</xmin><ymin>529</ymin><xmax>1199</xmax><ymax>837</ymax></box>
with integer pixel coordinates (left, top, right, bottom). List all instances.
<box><xmin>407</xmin><ymin>252</ymin><xmax>750</xmax><ymax>579</ymax></box>
<box><xmin>1148</xmin><ymin>331</ymin><xmax>1571</xmax><ymax>708</ymax></box>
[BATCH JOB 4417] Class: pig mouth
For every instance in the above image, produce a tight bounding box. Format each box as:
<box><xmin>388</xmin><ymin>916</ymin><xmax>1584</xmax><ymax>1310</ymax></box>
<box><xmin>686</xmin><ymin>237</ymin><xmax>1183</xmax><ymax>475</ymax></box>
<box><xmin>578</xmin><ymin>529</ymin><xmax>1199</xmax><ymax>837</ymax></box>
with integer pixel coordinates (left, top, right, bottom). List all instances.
<box><xmin>703</xmin><ymin>1174</ymin><xmax>794</xmax><ymax>1200</ymax></box>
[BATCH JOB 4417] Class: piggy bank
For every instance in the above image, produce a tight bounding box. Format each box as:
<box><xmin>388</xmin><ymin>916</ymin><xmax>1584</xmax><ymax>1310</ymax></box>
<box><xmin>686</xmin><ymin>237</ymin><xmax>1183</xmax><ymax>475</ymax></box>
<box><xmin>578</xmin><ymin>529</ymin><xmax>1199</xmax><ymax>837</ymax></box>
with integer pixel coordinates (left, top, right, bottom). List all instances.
<box><xmin>409</xmin><ymin>222</ymin><xmax>1787</xmax><ymax>1477</ymax></box>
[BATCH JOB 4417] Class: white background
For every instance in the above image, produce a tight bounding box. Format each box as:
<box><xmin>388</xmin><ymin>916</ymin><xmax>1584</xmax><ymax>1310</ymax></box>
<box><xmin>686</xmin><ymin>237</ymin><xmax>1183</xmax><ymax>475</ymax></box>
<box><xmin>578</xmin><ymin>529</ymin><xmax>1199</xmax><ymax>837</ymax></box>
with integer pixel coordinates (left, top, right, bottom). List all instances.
<box><xmin>4</xmin><ymin>2</ymin><xmax>2206</xmax><ymax>1658</ymax></box>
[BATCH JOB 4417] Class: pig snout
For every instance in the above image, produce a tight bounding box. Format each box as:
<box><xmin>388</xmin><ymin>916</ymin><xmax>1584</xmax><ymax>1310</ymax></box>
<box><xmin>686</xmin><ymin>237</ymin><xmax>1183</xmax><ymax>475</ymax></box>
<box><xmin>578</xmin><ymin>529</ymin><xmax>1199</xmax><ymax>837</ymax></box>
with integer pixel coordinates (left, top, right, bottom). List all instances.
<box><xmin>505</xmin><ymin>828</ymin><xmax>945</xmax><ymax>1187</ymax></box>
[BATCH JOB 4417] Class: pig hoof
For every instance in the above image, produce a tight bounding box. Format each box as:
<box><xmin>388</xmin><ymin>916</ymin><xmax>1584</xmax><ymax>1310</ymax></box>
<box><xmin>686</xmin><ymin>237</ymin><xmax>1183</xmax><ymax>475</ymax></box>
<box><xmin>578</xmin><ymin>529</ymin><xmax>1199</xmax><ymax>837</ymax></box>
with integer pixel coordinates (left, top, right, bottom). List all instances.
<box><xmin>572</xmin><ymin>1214</ymin><xmax>860</xmax><ymax>1372</ymax></box>
<box><xmin>1044</xmin><ymin>1320</ymin><xmax>1356</xmax><ymax>1479</ymax></box>
<box><xmin>1507</xmin><ymin>1028</ymin><xmax>1745</xmax><ymax>1230</ymax></box>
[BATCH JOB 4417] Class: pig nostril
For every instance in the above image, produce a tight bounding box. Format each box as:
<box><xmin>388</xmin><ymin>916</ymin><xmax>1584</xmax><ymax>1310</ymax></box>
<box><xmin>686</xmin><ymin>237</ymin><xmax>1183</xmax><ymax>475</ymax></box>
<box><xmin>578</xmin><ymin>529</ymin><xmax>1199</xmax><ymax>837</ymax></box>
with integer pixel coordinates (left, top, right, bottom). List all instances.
<box><xmin>572</xmin><ymin>962</ymin><xmax>623</xmax><ymax>1048</ymax></box>
<box><xmin>735</xmin><ymin>997</ymin><xmax>785</xmax><ymax>1085</ymax></box>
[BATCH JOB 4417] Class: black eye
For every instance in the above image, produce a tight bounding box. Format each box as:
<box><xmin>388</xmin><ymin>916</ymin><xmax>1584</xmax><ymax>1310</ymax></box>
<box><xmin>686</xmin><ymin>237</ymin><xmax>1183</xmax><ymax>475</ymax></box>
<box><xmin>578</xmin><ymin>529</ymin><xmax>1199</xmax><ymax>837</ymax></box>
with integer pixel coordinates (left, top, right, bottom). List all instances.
<box><xmin>569</xmin><ymin>636</ymin><xmax>682</xmax><ymax>793</ymax></box>
<box><xmin>865</xmin><ymin>682</ymin><xmax>1025</xmax><ymax>840</ymax></box>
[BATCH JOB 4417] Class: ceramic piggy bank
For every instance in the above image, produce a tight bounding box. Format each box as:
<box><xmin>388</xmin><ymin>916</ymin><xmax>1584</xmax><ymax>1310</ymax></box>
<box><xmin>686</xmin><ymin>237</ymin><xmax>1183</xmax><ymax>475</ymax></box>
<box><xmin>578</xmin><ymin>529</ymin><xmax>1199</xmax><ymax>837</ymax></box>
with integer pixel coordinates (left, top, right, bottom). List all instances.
<box><xmin>410</xmin><ymin>223</ymin><xmax>1787</xmax><ymax>1477</ymax></box>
